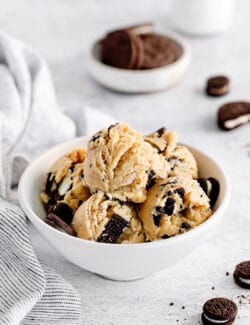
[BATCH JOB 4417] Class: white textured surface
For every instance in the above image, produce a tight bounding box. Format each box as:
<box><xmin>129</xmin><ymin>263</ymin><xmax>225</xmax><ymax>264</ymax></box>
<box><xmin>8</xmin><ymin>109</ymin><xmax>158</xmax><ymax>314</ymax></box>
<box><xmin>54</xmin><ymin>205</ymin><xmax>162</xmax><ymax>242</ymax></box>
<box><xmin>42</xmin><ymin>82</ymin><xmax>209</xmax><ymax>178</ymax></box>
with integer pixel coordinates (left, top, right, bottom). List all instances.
<box><xmin>1</xmin><ymin>0</ymin><xmax>250</xmax><ymax>323</ymax></box>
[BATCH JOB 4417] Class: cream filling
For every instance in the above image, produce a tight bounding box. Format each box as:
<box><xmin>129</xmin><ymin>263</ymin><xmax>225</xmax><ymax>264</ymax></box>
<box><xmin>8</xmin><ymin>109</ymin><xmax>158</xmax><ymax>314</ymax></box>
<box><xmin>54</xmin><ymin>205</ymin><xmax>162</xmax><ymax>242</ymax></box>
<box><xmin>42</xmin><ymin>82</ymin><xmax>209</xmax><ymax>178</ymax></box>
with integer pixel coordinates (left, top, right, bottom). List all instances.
<box><xmin>224</xmin><ymin>114</ymin><xmax>250</xmax><ymax>129</ymax></box>
<box><xmin>239</xmin><ymin>277</ymin><xmax>250</xmax><ymax>284</ymax></box>
<box><xmin>203</xmin><ymin>313</ymin><xmax>229</xmax><ymax>324</ymax></box>
<box><xmin>58</xmin><ymin>171</ymin><xmax>72</xmax><ymax>196</ymax></box>
<box><xmin>207</xmin><ymin>180</ymin><xmax>213</xmax><ymax>197</ymax></box>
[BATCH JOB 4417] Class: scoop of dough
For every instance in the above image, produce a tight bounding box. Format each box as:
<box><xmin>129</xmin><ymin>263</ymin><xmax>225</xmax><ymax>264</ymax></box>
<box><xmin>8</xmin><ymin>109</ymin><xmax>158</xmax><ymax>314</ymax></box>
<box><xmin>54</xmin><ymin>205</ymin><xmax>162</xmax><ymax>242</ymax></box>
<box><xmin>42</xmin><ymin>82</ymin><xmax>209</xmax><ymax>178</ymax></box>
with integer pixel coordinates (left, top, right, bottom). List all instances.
<box><xmin>72</xmin><ymin>192</ymin><xmax>144</xmax><ymax>244</ymax></box>
<box><xmin>84</xmin><ymin>123</ymin><xmax>169</xmax><ymax>203</ymax></box>
<box><xmin>41</xmin><ymin>148</ymin><xmax>90</xmax><ymax>213</ymax></box>
<box><xmin>166</xmin><ymin>145</ymin><xmax>198</xmax><ymax>179</ymax></box>
<box><xmin>138</xmin><ymin>176</ymin><xmax>212</xmax><ymax>241</ymax></box>
<box><xmin>145</xmin><ymin>127</ymin><xmax>197</xmax><ymax>179</ymax></box>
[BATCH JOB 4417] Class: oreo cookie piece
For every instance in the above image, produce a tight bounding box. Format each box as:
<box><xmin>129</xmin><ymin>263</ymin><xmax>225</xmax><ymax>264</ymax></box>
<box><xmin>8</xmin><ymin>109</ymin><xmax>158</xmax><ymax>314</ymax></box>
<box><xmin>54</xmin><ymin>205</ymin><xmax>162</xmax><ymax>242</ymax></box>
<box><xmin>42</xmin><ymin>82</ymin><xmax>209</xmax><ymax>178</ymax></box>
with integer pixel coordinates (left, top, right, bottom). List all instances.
<box><xmin>97</xmin><ymin>214</ymin><xmax>129</xmax><ymax>243</ymax></box>
<box><xmin>202</xmin><ymin>297</ymin><xmax>237</xmax><ymax>325</ymax></box>
<box><xmin>140</xmin><ymin>34</ymin><xmax>178</xmax><ymax>69</ymax></box>
<box><xmin>233</xmin><ymin>261</ymin><xmax>250</xmax><ymax>289</ymax></box>
<box><xmin>48</xmin><ymin>202</ymin><xmax>73</xmax><ymax>225</ymax></box>
<box><xmin>44</xmin><ymin>213</ymin><xmax>76</xmax><ymax>236</ymax></box>
<box><xmin>102</xmin><ymin>30</ymin><xmax>140</xmax><ymax>69</ymax></box>
<box><xmin>198</xmin><ymin>177</ymin><xmax>220</xmax><ymax>208</ymax></box>
<box><xmin>218</xmin><ymin>102</ymin><xmax>250</xmax><ymax>130</ymax></box>
<box><xmin>206</xmin><ymin>76</ymin><xmax>229</xmax><ymax>97</ymax></box>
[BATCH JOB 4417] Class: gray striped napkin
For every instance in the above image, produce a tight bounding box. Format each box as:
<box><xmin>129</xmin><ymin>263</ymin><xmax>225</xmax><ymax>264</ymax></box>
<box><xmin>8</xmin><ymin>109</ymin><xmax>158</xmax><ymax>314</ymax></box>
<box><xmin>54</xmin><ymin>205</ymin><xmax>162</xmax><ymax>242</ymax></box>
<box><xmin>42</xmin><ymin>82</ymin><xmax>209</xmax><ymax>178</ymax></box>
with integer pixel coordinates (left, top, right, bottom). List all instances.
<box><xmin>0</xmin><ymin>31</ymin><xmax>82</xmax><ymax>324</ymax></box>
<box><xmin>0</xmin><ymin>199</ymin><xmax>82</xmax><ymax>325</ymax></box>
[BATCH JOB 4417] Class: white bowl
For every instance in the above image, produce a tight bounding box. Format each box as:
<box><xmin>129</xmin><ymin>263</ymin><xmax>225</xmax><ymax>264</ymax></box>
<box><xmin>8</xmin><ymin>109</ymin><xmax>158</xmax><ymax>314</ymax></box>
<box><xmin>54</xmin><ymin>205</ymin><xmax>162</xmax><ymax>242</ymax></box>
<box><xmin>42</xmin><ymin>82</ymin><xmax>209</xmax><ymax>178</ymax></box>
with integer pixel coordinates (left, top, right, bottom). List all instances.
<box><xmin>18</xmin><ymin>137</ymin><xmax>230</xmax><ymax>281</ymax></box>
<box><xmin>87</xmin><ymin>30</ymin><xmax>191</xmax><ymax>93</ymax></box>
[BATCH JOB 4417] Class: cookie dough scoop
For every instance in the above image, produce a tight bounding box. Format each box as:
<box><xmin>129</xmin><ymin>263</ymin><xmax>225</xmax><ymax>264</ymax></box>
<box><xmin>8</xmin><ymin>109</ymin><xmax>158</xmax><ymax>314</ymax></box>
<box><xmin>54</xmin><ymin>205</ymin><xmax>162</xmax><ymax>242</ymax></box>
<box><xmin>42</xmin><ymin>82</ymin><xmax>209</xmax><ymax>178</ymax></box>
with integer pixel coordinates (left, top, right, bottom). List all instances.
<box><xmin>138</xmin><ymin>176</ymin><xmax>212</xmax><ymax>241</ymax></box>
<box><xmin>41</xmin><ymin>148</ymin><xmax>91</xmax><ymax>214</ymax></box>
<box><xmin>145</xmin><ymin>127</ymin><xmax>198</xmax><ymax>179</ymax></box>
<box><xmin>72</xmin><ymin>192</ymin><xmax>144</xmax><ymax>244</ymax></box>
<box><xmin>84</xmin><ymin>123</ymin><xmax>169</xmax><ymax>203</ymax></box>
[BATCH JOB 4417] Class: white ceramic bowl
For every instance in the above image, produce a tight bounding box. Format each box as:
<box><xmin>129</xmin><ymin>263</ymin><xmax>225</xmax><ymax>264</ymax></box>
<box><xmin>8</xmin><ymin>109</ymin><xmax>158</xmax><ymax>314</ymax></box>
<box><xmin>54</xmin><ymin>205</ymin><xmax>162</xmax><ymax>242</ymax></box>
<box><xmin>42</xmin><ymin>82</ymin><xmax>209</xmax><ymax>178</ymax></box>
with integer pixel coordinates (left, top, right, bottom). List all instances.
<box><xmin>19</xmin><ymin>137</ymin><xmax>230</xmax><ymax>281</ymax></box>
<box><xmin>87</xmin><ymin>30</ymin><xmax>191</xmax><ymax>93</ymax></box>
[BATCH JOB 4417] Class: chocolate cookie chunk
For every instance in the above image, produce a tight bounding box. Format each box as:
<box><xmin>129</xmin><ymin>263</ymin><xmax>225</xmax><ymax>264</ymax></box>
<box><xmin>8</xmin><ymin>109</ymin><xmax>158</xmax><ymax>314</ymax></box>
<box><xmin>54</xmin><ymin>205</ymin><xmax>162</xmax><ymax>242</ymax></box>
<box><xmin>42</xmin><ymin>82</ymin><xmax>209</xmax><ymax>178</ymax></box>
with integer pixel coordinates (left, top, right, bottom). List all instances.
<box><xmin>140</xmin><ymin>34</ymin><xmax>178</xmax><ymax>69</ymax></box>
<box><xmin>198</xmin><ymin>177</ymin><xmax>220</xmax><ymax>208</ymax></box>
<box><xmin>202</xmin><ymin>297</ymin><xmax>237</xmax><ymax>325</ymax></box>
<box><xmin>218</xmin><ymin>102</ymin><xmax>250</xmax><ymax>130</ymax></box>
<box><xmin>233</xmin><ymin>261</ymin><xmax>250</xmax><ymax>289</ymax></box>
<box><xmin>97</xmin><ymin>214</ymin><xmax>129</xmax><ymax>243</ymax></box>
<box><xmin>44</xmin><ymin>213</ymin><xmax>76</xmax><ymax>236</ymax></box>
<box><xmin>48</xmin><ymin>202</ymin><xmax>73</xmax><ymax>225</ymax></box>
<box><xmin>206</xmin><ymin>76</ymin><xmax>229</xmax><ymax>97</ymax></box>
<box><xmin>101</xmin><ymin>30</ymin><xmax>140</xmax><ymax>69</ymax></box>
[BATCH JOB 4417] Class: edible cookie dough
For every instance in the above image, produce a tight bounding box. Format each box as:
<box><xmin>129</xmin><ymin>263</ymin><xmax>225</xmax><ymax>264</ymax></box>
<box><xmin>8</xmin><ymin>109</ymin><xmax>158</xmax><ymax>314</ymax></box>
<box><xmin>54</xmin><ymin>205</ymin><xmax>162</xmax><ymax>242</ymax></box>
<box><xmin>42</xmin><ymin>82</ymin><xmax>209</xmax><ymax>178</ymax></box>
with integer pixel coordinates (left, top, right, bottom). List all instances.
<box><xmin>41</xmin><ymin>148</ymin><xmax>91</xmax><ymax>213</ymax></box>
<box><xmin>72</xmin><ymin>192</ymin><xmax>144</xmax><ymax>243</ymax></box>
<box><xmin>145</xmin><ymin>127</ymin><xmax>198</xmax><ymax>178</ymax></box>
<box><xmin>84</xmin><ymin>123</ymin><xmax>169</xmax><ymax>203</ymax></box>
<box><xmin>138</xmin><ymin>176</ymin><xmax>212</xmax><ymax>241</ymax></box>
<box><xmin>41</xmin><ymin>123</ymin><xmax>218</xmax><ymax>244</ymax></box>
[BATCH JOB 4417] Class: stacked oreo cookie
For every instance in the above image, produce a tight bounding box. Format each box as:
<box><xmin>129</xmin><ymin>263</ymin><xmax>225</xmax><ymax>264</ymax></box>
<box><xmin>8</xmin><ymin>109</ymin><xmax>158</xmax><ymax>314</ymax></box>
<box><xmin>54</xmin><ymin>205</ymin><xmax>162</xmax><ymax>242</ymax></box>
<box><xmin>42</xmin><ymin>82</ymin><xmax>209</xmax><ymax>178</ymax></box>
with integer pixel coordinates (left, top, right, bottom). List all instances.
<box><xmin>101</xmin><ymin>23</ymin><xmax>179</xmax><ymax>70</ymax></box>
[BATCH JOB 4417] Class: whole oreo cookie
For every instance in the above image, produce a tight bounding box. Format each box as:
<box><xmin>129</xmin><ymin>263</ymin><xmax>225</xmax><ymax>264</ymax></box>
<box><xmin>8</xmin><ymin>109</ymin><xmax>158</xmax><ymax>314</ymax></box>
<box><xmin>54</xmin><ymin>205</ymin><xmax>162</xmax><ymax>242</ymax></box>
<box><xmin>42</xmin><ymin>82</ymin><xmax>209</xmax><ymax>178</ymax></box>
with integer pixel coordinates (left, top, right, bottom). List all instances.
<box><xmin>206</xmin><ymin>76</ymin><xmax>229</xmax><ymax>97</ymax></box>
<box><xmin>202</xmin><ymin>297</ymin><xmax>237</xmax><ymax>325</ymax></box>
<box><xmin>101</xmin><ymin>30</ymin><xmax>141</xmax><ymax>69</ymax></box>
<box><xmin>140</xmin><ymin>34</ymin><xmax>178</xmax><ymax>69</ymax></box>
<box><xmin>218</xmin><ymin>102</ymin><xmax>250</xmax><ymax>130</ymax></box>
<box><xmin>233</xmin><ymin>261</ymin><xmax>250</xmax><ymax>289</ymax></box>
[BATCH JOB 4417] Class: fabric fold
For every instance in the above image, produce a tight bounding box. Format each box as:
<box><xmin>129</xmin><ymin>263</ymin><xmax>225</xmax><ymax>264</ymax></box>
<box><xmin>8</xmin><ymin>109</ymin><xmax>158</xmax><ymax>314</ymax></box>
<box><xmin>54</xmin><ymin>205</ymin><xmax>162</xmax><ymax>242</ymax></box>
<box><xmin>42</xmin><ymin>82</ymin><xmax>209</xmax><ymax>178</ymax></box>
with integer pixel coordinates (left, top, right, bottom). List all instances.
<box><xmin>0</xmin><ymin>30</ymin><xmax>114</xmax><ymax>324</ymax></box>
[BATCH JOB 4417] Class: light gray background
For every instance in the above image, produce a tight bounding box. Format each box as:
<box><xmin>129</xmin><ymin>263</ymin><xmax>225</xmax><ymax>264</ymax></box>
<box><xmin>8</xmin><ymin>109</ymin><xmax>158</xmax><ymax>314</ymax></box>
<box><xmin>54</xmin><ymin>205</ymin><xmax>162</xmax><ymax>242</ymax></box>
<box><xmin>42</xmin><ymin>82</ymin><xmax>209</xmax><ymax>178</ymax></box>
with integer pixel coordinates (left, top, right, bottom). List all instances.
<box><xmin>1</xmin><ymin>1</ymin><xmax>250</xmax><ymax>324</ymax></box>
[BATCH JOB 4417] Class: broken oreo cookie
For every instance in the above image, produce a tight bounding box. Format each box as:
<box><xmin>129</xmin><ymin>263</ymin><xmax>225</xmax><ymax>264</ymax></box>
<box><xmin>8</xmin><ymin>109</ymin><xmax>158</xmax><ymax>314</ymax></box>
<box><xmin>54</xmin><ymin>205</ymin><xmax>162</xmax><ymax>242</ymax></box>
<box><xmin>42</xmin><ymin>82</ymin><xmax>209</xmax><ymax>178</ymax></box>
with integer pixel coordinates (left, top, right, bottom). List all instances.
<box><xmin>198</xmin><ymin>177</ymin><xmax>220</xmax><ymax>208</ymax></box>
<box><xmin>206</xmin><ymin>76</ymin><xmax>229</xmax><ymax>97</ymax></box>
<box><xmin>218</xmin><ymin>102</ymin><xmax>250</xmax><ymax>130</ymax></box>
<box><xmin>233</xmin><ymin>260</ymin><xmax>250</xmax><ymax>289</ymax></box>
<box><xmin>48</xmin><ymin>202</ymin><xmax>73</xmax><ymax>225</ymax></box>
<box><xmin>202</xmin><ymin>297</ymin><xmax>237</xmax><ymax>325</ymax></box>
<box><xmin>44</xmin><ymin>213</ymin><xmax>76</xmax><ymax>236</ymax></box>
<box><xmin>97</xmin><ymin>214</ymin><xmax>129</xmax><ymax>243</ymax></box>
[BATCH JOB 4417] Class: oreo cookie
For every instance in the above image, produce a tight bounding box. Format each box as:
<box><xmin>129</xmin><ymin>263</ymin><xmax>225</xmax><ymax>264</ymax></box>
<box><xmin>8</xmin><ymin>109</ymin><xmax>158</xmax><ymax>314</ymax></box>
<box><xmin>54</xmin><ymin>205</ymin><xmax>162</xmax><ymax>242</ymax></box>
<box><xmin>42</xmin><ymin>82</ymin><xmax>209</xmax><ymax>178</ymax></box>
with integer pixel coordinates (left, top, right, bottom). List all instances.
<box><xmin>140</xmin><ymin>34</ymin><xmax>178</xmax><ymax>69</ymax></box>
<box><xmin>97</xmin><ymin>214</ymin><xmax>129</xmax><ymax>243</ymax></box>
<box><xmin>202</xmin><ymin>297</ymin><xmax>237</xmax><ymax>325</ymax></box>
<box><xmin>102</xmin><ymin>30</ymin><xmax>141</xmax><ymax>69</ymax></box>
<box><xmin>206</xmin><ymin>76</ymin><xmax>229</xmax><ymax>97</ymax></box>
<box><xmin>233</xmin><ymin>261</ymin><xmax>250</xmax><ymax>289</ymax></box>
<box><xmin>198</xmin><ymin>177</ymin><xmax>220</xmax><ymax>208</ymax></box>
<box><xmin>101</xmin><ymin>24</ymin><xmax>179</xmax><ymax>70</ymax></box>
<box><xmin>48</xmin><ymin>202</ymin><xmax>73</xmax><ymax>225</ymax></box>
<box><xmin>217</xmin><ymin>102</ymin><xmax>250</xmax><ymax>130</ymax></box>
<box><xmin>44</xmin><ymin>213</ymin><xmax>76</xmax><ymax>236</ymax></box>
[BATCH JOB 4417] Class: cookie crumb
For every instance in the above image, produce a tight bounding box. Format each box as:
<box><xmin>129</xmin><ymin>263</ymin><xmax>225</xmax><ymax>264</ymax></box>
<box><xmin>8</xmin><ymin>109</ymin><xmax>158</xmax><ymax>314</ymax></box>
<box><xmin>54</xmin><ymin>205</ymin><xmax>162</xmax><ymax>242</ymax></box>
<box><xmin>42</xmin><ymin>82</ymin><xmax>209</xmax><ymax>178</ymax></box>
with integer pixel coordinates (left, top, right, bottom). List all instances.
<box><xmin>169</xmin><ymin>302</ymin><xmax>174</xmax><ymax>306</ymax></box>
<box><xmin>182</xmin><ymin>306</ymin><xmax>185</xmax><ymax>309</ymax></box>
<box><xmin>226</xmin><ymin>272</ymin><xmax>229</xmax><ymax>276</ymax></box>
<box><xmin>212</xmin><ymin>286</ymin><xmax>215</xmax><ymax>290</ymax></box>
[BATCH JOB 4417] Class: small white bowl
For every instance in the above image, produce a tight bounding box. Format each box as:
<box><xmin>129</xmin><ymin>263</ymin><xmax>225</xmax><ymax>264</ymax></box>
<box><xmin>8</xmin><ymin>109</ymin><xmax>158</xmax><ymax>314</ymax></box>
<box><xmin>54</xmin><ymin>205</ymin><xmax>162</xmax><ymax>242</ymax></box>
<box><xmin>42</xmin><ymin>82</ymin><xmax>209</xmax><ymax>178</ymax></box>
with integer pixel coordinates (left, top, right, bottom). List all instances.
<box><xmin>87</xmin><ymin>30</ymin><xmax>191</xmax><ymax>93</ymax></box>
<box><xmin>19</xmin><ymin>137</ymin><xmax>230</xmax><ymax>281</ymax></box>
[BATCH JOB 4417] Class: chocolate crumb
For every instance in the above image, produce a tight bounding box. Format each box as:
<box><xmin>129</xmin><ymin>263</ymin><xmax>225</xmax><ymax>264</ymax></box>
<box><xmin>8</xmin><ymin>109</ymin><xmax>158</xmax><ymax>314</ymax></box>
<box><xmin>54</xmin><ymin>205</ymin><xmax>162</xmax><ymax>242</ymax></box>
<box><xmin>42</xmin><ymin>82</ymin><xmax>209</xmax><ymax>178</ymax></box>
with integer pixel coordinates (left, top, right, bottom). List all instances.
<box><xmin>182</xmin><ymin>306</ymin><xmax>185</xmax><ymax>309</ymax></box>
<box><xmin>170</xmin><ymin>302</ymin><xmax>174</xmax><ymax>306</ymax></box>
<box><xmin>212</xmin><ymin>286</ymin><xmax>215</xmax><ymax>290</ymax></box>
<box><xmin>226</xmin><ymin>272</ymin><xmax>230</xmax><ymax>276</ymax></box>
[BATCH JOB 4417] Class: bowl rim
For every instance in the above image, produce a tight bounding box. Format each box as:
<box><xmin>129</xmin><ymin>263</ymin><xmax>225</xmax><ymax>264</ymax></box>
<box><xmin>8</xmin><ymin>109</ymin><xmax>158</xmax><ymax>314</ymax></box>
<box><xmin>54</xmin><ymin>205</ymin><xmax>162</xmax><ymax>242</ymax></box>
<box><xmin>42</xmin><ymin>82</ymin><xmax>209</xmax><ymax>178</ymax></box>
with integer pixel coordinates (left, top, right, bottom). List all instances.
<box><xmin>18</xmin><ymin>136</ymin><xmax>231</xmax><ymax>249</ymax></box>
<box><xmin>88</xmin><ymin>28</ymin><xmax>191</xmax><ymax>75</ymax></box>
